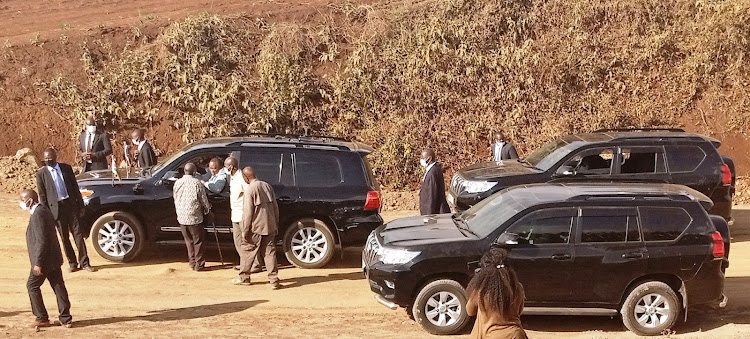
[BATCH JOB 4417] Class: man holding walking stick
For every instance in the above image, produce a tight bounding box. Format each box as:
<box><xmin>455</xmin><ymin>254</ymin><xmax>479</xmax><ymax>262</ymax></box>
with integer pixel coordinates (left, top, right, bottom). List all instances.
<box><xmin>173</xmin><ymin>162</ymin><xmax>213</xmax><ymax>271</ymax></box>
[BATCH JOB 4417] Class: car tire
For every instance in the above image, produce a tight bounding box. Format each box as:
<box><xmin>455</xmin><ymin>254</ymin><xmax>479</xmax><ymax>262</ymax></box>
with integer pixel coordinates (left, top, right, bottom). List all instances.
<box><xmin>89</xmin><ymin>211</ymin><xmax>146</xmax><ymax>262</ymax></box>
<box><xmin>412</xmin><ymin>279</ymin><xmax>470</xmax><ymax>335</ymax></box>
<box><xmin>621</xmin><ymin>281</ymin><xmax>681</xmax><ymax>336</ymax></box>
<box><xmin>283</xmin><ymin>218</ymin><xmax>335</xmax><ymax>269</ymax></box>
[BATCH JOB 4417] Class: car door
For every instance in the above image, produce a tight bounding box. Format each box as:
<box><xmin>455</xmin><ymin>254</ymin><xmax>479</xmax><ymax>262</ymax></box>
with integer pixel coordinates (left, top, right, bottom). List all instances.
<box><xmin>496</xmin><ymin>207</ymin><xmax>578</xmax><ymax>304</ymax></box>
<box><xmin>612</xmin><ymin>146</ymin><xmax>669</xmax><ymax>183</ymax></box>
<box><xmin>573</xmin><ymin>206</ymin><xmax>647</xmax><ymax>306</ymax></box>
<box><xmin>554</xmin><ymin>147</ymin><xmax>615</xmax><ymax>180</ymax></box>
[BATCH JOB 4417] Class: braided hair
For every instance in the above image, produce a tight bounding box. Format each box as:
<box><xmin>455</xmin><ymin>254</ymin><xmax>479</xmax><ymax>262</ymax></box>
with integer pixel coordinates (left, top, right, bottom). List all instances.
<box><xmin>467</xmin><ymin>247</ymin><xmax>524</xmax><ymax>317</ymax></box>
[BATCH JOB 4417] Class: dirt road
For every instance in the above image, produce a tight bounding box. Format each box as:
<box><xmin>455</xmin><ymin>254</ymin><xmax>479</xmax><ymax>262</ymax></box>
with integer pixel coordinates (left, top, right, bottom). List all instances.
<box><xmin>0</xmin><ymin>196</ymin><xmax>748</xmax><ymax>338</ymax></box>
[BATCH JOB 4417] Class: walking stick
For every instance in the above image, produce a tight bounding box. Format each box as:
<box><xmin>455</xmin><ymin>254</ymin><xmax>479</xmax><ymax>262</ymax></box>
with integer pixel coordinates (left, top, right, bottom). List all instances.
<box><xmin>212</xmin><ymin>221</ymin><xmax>225</xmax><ymax>266</ymax></box>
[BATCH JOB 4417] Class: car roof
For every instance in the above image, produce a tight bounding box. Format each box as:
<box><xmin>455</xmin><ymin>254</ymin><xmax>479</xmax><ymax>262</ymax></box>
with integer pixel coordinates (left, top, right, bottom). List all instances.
<box><xmin>185</xmin><ymin>135</ymin><xmax>374</xmax><ymax>154</ymax></box>
<box><xmin>563</xmin><ymin>129</ymin><xmax>721</xmax><ymax>146</ymax></box>
<box><xmin>504</xmin><ymin>183</ymin><xmax>713</xmax><ymax>209</ymax></box>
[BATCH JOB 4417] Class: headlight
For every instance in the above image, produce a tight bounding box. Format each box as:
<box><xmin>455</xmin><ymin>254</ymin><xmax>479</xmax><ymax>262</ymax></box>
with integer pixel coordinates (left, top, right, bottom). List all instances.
<box><xmin>464</xmin><ymin>181</ymin><xmax>496</xmax><ymax>193</ymax></box>
<box><xmin>80</xmin><ymin>189</ymin><xmax>95</xmax><ymax>198</ymax></box>
<box><xmin>379</xmin><ymin>247</ymin><xmax>421</xmax><ymax>265</ymax></box>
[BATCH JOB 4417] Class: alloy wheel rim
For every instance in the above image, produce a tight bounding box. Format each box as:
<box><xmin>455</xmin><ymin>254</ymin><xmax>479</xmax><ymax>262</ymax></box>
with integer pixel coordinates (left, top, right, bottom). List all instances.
<box><xmin>424</xmin><ymin>291</ymin><xmax>462</xmax><ymax>327</ymax></box>
<box><xmin>291</xmin><ymin>227</ymin><xmax>328</xmax><ymax>263</ymax></box>
<box><xmin>97</xmin><ymin>220</ymin><xmax>136</xmax><ymax>257</ymax></box>
<box><xmin>634</xmin><ymin>293</ymin><xmax>670</xmax><ymax>328</ymax></box>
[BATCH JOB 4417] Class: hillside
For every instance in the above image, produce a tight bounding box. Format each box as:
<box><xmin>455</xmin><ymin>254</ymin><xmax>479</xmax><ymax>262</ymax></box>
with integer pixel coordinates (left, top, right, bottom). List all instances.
<box><xmin>1</xmin><ymin>0</ymin><xmax>749</xmax><ymax>188</ymax></box>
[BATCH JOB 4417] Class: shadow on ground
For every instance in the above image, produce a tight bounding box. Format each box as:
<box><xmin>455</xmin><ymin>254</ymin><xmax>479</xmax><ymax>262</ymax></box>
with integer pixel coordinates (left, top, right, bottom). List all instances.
<box><xmin>73</xmin><ymin>300</ymin><xmax>267</xmax><ymax>328</ymax></box>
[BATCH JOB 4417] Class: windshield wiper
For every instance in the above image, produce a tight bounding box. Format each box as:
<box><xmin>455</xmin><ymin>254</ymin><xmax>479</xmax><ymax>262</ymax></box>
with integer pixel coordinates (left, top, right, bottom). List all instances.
<box><xmin>452</xmin><ymin>215</ymin><xmax>477</xmax><ymax>236</ymax></box>
<box><xmin>518</xmin><ymin>159</ymin><xmax>540</xmax><ymax>170</ymax></box>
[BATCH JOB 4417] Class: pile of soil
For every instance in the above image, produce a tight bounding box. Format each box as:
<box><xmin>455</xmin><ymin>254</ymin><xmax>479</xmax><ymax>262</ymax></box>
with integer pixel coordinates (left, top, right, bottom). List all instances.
<box><xmin>381</xmin><ymin>190</ymin><xmax>419</xmax><ymax>211</ymax></box>
<box><xmin>0</xmin><ymin>156</ymin><xmax>39</xmax><ymax>194</ymax></box>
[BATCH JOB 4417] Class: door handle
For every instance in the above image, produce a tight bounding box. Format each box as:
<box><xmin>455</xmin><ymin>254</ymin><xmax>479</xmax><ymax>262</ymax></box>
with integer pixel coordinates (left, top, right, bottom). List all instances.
<box><xmin>622</xmin><ymin>252</ymin><xmax>644</xmax><ymax>259</ymax></box>
<box><xmin>551</xmin><ymin>254</ymin><xmax>572</xmax><ymax>261</ymax></box>
<box><xmin>277</xmin><ymin>196</ymin><xmax>295</xmax><ymax>203</ymax></box>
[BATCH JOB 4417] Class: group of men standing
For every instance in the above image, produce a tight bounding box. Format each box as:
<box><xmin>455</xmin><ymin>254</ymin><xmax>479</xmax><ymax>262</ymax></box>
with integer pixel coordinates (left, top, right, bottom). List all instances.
<box><xmin>171</xmin><ymin>156</ymin><xmax>281</xmax><ymax>289</ymax></box>
<box><xmin>418</xmin><ymin>130</ymin><xmax>518</xmax><ymax>215</ymax></box>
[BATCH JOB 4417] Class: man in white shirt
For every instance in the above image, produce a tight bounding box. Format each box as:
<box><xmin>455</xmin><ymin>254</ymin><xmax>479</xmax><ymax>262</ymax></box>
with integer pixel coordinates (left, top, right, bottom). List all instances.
<box><xmin>491</xmin><ymin>130</ymin><xmax>519</xmax><ymax>161</ymax></box>
<box><xmin>78</xmin><ymin>116</ymin><xmax>111</xmax><ymax>172</ymax></box>
<box><xmin>131</xmin><ymin>128</ymin><xmax>157</xmax><ymax>168</ymax></box>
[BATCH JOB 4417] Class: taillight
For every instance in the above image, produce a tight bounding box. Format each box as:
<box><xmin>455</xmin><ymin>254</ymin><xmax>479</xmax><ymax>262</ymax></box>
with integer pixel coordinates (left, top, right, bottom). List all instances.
<box><xmin>365</xmin><ymin>191</ymin><xmax>381</xmax><ymax>210</ymax></box>
<box><xmin>711</xmin><ymin>231</ymin><xmax>725</xmax><ymax>258</ymax></box>
<box><xmin>721</xmin><ymin>164</ymin><xmax>732</xmax><ymax>185</ymax></box>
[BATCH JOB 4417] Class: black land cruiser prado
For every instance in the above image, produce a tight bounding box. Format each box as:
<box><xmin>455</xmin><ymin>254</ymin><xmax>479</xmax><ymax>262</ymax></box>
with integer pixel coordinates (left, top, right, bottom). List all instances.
<box><xmin>448</xmin><ymin>128</ymin><xmax>736</xmax><ymax>221</ymax></box>
<box><xmin>364</xmin><ymin>183</ymin><xmax>729</xmax><ymax>336</ymax></box>
<box><xmin>76</xmin><ymin>134</ymin><xmax>383</xmax><ymax>268</ymax></box>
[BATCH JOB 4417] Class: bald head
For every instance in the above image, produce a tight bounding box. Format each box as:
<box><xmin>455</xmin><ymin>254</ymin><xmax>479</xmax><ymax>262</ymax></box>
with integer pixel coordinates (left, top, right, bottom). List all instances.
<box><xmin>183</xmin><ymin>162</ymin><xmax>197</xmax><ymax>175</ymax></box>
<box><xmin>421</xmin><ymin>148</ymin><xmax>436</xmax><ymax>165</ymax></box>
<box><xmin>42</xmin><ymin>148</ymin><xmax>58</xmax><ymax>166</ymax></box>
<box><xmin>208</xmin><ymin>157</ymin><xmax>222</xmax><ymax>175</ymax></box>
<box><xmin>131</xmin><ymin>128</ymin><xmax>145</xmax><ymax>141</ymax></box>
<box><xmin>85</xmin><ymin>115</ymin><xmax>96</xmax><ymax>126</ymax></box>
<box><xmin>224</xmin><ymin>156</ymin><xmax>238</xmax><ymax>174</ymax></box>
<box><xmin>242</xmin><ymin>166</ymin><xmax>256</xmax><ymax>184</ymax></box>
<box><xmin>20</xmin><ymin>189</ymin><xmax>39</xmax><ymax>204</ymax></box>
<box><xmin>495</xmin><ymin>131</ymin><xmax>506</xmax><ymax>143</ymax></box>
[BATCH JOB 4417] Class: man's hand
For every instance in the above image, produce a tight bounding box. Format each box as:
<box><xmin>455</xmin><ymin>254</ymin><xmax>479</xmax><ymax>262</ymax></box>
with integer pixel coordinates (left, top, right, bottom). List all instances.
<box><xmin>83</xmin><ymin>152</ymin><xmax>92</xmax><ymax>161</ymax></box>
<box><xmin>206</xmin><ymin>211</ymin><xmax>216</xmax><ymax>225</ymax></box>
<box><xmin>32</xmin><ymin>266</ymin><xmax>42</xmax><ymax>275</ymax></box>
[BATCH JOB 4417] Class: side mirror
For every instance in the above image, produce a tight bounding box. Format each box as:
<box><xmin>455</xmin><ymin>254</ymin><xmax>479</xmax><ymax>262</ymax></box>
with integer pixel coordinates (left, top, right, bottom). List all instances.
<box><xmin>555</xmin><ymin>166</ymin><xmax>575</xmax><ymax>177</ymax></box>
<box><xmin>495</xmin><ymin>232</ymin><xmax>521</xmax><ymax>246</ymax></box>
<box><xmin>161</xmin><ymin>171</ymin><xmax>180</xmax><ymax>185</ymax></box>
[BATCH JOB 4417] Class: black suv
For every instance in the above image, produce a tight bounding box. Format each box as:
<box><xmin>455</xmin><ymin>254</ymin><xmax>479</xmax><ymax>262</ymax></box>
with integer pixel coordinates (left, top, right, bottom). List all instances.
<box><xmin>364</xmin><ymin>183</ymin><xmax>730</xmax><ymax>336</ymax></box>
<box><xmin>77</xmin><ymin>134</ymin><xmax>383</xmax><ymax>268</ymax></box>
<box><xmin>448</xmin><ymin>128</ymin><xmax>735</xmax><ymax>221</ymax></box>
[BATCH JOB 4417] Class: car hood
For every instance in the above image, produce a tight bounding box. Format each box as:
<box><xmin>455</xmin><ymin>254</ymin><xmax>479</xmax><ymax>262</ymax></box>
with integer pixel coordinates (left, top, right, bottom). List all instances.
<box><xmin>380</xmin><ymin>214</ymin><xmax>475</xmax><ymax>247</ymax></box>
<box><xmin>458</xmin><ymin>160</ymin><xmax>542</xmax><ymax>180</ymax></box>
<box><xmin>76</xmin><ymin>168</ymin><xmax>143</xmax><ymax>184</ymax></box>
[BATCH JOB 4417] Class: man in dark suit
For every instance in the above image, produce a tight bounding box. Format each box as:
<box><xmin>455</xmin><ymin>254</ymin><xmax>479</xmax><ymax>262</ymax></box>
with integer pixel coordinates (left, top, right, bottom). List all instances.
<box><xmin>21</xmin><ymin>189</ymin><xmax>72</xmax><ymax>328</ymax></box>
<box><xmin>131</xmin><ymin>128</ymin><xmax>157</xmax><ymax>168</ymax></box>
<box><xmin>491</xmin><ymin>130</ymin><xmax>519</xmax><ymax>161</ymax></box>
<box><xmin>419</xmin><ymin>149</ymin><xmax>451</xmax><ymax>216</ymax></box>
<box><xmin>78</xmin><ymin>115</ymin><xmax>112</xmax><ymax>172</ymax></box>
<box><xmin>36</xmin><ymin>148</ymin><xmax>95</xmax><ymax>273</ymax></box>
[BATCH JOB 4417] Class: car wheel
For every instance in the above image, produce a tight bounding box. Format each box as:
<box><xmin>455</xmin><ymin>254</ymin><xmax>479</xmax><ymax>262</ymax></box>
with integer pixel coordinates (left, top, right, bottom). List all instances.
<box><xmin>283</xmin><ymin>218</ymin><xmax>335</xmax><ymax>269</ymax></box>
<box><xmin>621</xmin><ymin>281</ymin><xmax>681</xmax><ymax>336</ymax></box>
<box><xmin>90</xmin><ymin>211</ymin><xmax>146</xmax><ymax>262</ymax></box>
<box><xmin>412</xmin><ymin>279</ymin><xmax>470</xmax><ymax>335</ymax></box>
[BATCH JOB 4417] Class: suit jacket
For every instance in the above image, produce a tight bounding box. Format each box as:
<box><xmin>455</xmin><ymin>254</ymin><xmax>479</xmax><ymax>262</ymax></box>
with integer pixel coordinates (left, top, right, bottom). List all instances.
<box><xmin>492</xmin><ymin>142</ymin><xmax>519</xmax><ymax>161</ymax></box>
<box><xmin>241</xmin><ymin>180</ymin><xmax>279</xmax><ymax>236</ymax></box>
<box><xmin>78</xmin><ymin>130</ymin><xmax>112</xmax><ymax>172</ymax></box>
<box><xmin>419</xmin><ymin>163</ymin><xmax>451</xmax><ymax>215</ymax></box>
<box><xmin>36</xmin><ymin>162</ymin><xmax>84</xmax><ymax>220</ymax></box>
<box><xmin>137</xmin><ymin>141</ymin><xmax>157</xmax><ymax>168</ymax></box>
<box><xmin>27</xmin><ymin>205</ymin><xmax>64</xmax><ymax>270</ymax></box>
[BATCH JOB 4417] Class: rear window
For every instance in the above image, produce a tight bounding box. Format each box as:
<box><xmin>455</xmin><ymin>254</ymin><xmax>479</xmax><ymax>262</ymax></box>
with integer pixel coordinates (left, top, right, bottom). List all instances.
<box><xmin>638</xmin><ymin>207</ymin><xmax>692</xmax><ymax>241</ymax></box>
<box><xmin>665</xmin><ymin>146</ymin><xmax>706</xmax><ymax>173</ymax></box>
<box><xmin>296</xmin><ymin>153</ymin><xmax>343</xmax><ymax>187</ymax></box>
<box><xmin>362</xmin><ymin>155</ymin><xmax>379</xmax><ymax>189</ymax></box>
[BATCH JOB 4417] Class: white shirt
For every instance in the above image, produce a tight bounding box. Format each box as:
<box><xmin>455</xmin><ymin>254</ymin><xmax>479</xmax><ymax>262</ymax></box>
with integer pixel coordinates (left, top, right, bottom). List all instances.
<box><xmin>229</xmin><ymin>170</ymin><xmax>248</xmax><ymax>223</ymax></box>
<box><xmin>137</xmin><ymin>139</ymin><xmax>146</xmax><ymax>152</ymax></box>
<box><xmin>84</xmin><ymin>132</ymin><xmax>94</xmax><ymax>163</ymax></box>
<box><xmin>30</xmin><ymin>203</ymin><xmax>40</xmax><ymax>215</ymax></box>
<box><xmin>46</xmin><ymin>164</ymin><xmax>70</xmax><ymax>200</ymax></box>
<box><xmin>493</xmin><ymin>142</ymin><xmax>506</xmax><ymax>162</ymax></box>
<box><xmin>423</xmin><ymin>162</ymin><xmax>436</xmax><ymax>181</ymax></box>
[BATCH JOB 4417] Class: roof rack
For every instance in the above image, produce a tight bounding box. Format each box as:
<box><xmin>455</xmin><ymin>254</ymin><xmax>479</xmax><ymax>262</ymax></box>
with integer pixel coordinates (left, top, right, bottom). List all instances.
<box><xmin>593</xmin><ymin>127</ymin><xmax>685</xmax><ymax>133</ymax></box>
<box><xmin>230</xmin><ymin>132</ymin><xmax>350</xmax><ymax>142</ymax></box>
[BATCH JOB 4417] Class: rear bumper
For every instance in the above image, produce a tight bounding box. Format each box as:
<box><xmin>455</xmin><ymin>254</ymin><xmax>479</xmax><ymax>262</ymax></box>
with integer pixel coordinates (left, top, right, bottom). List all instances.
<box><xmin>686</xmin><ymin>259</ymin><xmax>725</xmax><ymax>306</ymax></box>
<box><xmin>337</xmin><ymin>213</ymin><xmax>384</xmax><ymax>246</ymax></box>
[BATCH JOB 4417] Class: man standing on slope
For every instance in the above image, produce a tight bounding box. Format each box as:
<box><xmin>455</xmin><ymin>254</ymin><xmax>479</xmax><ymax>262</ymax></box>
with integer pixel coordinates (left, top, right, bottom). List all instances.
<box><xmin>419</xmin><ymin>148</ymin><xmax>451</xmax><ymax>216</ymax></box>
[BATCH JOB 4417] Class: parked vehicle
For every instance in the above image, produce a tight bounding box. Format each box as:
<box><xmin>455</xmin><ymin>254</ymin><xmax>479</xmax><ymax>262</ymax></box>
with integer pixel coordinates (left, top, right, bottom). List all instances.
<box><xmin>77</xmin><ymin>134</ymin><xmax>383</xmax><ymax>268</ymax></box>
<box><xmin>364</xmin><ymin>183</ymin><xmax>729</xmax><ymax>336</ymax></box>
<box><xmin>447</xmin><ymin>128</ymin><xmax>736</xmax><ymax>221</ymax></box>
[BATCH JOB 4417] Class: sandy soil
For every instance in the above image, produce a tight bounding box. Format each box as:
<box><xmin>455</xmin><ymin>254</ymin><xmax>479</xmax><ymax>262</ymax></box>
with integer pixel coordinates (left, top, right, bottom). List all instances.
<box><xmin>0</xmin><ymin>196</ymin><xmax>748</xmax><ymax>338</ymax></box>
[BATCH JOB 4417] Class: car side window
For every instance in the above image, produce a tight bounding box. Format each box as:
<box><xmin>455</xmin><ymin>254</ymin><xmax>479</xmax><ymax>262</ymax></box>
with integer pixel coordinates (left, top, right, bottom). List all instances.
<box><xmin>619</xmin><ymin>147</ymin><xmax>666</xmax><ymax>174</ymax></box>
<box><xmin>564</xmin><ymin>148</ymin><xmax>614</xmax><ymax>175</ymax></box>
<box><xmin>579</xmin><ymin>207</ymin><xmax>639</xmax><ymax>243</ymax></box>
<box><xmin>295</xmin><ymin>153</ymin><xmax>343</xmax><ymax>187</ymax></box>
<box><xmin>240</xmin><ymin>151</ymin><xmax>292</xmax><ymax>185</ymax></box>
<box><xmin>638</xmin><ymin>207</ymin><xmax>692</xmax><ymax>241</ymax></box>
<box><xmin>503</xmin><ymin>208</ymin><xmax>575</xmax><ymax>245</ymax></box>
<box><xmin>665</xmin><ymin>145</ymin><xmax>706</xmax><ymax>173</ymax></box>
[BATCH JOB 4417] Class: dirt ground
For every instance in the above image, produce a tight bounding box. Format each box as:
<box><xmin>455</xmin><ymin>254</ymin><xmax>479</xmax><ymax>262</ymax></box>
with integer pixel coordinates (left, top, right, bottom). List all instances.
<box><xmin>0</xmin><ymin>195</ymin><xmax>748</xmax><ymax>338</ymax></box>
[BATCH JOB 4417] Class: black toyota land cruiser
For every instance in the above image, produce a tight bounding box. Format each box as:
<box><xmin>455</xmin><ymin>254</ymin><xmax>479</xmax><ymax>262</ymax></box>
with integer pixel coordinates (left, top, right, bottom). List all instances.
<box><xmin>77</xmin><ymin>134</ymin><xmax>383</xmax><ymax>268</ymax></box>
<box><xmin>448</xmin><ymin>128</ymin><xmax>735</xmax><ymax>221</ymax></box>
<box><xmin>364</xmin><ymin>183</ymin><xmax>730</xmax><ymax>336</ymax></box>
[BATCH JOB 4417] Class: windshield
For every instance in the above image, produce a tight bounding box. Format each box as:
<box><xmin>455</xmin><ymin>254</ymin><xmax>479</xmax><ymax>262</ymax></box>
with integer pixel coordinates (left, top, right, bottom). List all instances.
<box><xmin>462</xmin><ymin>191</ymin><xmax>526</xmax><ymax>238</ymax></box>
<box><xmin>151</xmin><ymin>149</ymin><xmax>186</xmax><ymax>173</ymax></box>
<box><xmin>525</xmin><ymin>139</ymin><xmax>582</xmax><ymax>171</ymax></box>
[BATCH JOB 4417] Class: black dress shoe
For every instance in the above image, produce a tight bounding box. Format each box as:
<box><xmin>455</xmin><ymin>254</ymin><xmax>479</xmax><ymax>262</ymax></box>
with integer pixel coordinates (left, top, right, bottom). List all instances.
<box><xmin>83</xmin><ymin>266</ymin><xmax>97</xmax><ymax>272</ymax></box>
<box><xmin>68</xmin><ymin>266</ymin><xmax>79</xmax><ymax>273</ymax></box>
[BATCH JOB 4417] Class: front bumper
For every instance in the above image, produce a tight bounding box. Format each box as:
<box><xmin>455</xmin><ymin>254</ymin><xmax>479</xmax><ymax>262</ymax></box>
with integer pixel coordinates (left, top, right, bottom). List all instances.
<box><xmin>364</xmin><ymin>262</ymin><xmax>418</xmax><ymax>308</ymax></box>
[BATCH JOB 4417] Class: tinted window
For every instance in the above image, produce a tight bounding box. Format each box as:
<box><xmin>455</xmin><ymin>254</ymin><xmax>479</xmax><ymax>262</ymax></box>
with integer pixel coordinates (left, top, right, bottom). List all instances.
<box><xmin>639</xmin><ymin>207</ymin><xmax>692</xmax><ymax>241</ymax></box>
<box><xmin>570</xmin><ymin>148</ymin><xmax>614</xmax><ymax>175</ymax></box>
<box><xmin>296</xmin><ymin>153</ymin><xmax>343</xmax><ymax>187</ymax></box>
<box><xmin>240</xmin><ymin>151</ymin><xmax>283</xmax><ymax>184</ymax></box>
<box><xmin>465</xmin><ymin>192</ymin><xmax>525</xmax><ymax>238</ymax></box>
<box><xmin>579</xmin><ymin>208</ymin><xmax>639</xmax><ymax>243</ymax></box>
<box><xmin>665</xmin><ymin>146</ymin><xmax>706</xmax><ymax>173</ymax></box>
<box><xmin>505</xmin><ymin>209</ymin><xmax>574</xmax><ymax>245</ymax></box>
<box><xmin>620</xmin><ymin>148</ymin><xmax>666</xmax><ymax>174</ymax></box>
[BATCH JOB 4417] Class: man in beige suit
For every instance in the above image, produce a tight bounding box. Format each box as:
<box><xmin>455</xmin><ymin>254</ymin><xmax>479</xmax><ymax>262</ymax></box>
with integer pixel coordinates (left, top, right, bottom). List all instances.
<box><xmin>231</xmin><ymin>167</ymin><xmax>281</xmax><ymax>289</ymax></box>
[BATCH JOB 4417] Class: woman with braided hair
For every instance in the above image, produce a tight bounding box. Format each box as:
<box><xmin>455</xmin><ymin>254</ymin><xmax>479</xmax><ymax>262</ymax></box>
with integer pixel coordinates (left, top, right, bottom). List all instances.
<box><xmin>466</xmin><ymin>247</ymin><xmax>528</xmax><ymax>339</ymax></box>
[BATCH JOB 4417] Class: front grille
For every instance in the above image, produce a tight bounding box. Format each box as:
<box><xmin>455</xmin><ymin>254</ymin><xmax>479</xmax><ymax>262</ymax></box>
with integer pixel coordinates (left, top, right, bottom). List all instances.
<box><xmin>363</xmin><ymin>232</ymin><xmax>381</xmax><ymax>268</ymax></box>
<box><xmin>451</xmin><ymin>174</ymin><xmax>466</xmax><ymax>195</ymax></box>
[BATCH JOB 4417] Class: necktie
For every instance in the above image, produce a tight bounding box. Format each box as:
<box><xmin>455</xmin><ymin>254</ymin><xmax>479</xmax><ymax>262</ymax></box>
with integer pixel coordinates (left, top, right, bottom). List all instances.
<box><xmin>53</xmin><ymin>167</ymin><xmax>69</xmax><ymax>199</ymax></box>
<box><xmin>87</xmin><ymin>133</ymin><xmax>93</xmax><ymax>152</ymax></box>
